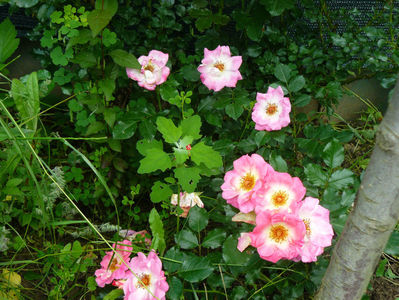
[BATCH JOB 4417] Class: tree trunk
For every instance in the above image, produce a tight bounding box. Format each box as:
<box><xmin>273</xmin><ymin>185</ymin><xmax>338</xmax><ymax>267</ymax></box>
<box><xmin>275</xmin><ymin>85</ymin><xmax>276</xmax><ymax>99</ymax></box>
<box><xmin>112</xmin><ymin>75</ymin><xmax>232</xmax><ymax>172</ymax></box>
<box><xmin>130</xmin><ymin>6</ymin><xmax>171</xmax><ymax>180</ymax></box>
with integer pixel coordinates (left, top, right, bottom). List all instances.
<box><xmin>315</xmin><ymin>77</ymin><xmax>399</xmax><ymax>300</ymax></box>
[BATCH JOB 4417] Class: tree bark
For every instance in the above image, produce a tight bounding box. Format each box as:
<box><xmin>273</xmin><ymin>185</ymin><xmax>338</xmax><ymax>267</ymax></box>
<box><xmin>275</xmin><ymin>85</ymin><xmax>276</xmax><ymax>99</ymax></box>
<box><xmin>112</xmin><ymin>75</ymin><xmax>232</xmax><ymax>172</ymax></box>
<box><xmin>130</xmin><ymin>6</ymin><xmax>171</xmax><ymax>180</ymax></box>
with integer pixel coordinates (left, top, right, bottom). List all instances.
<box><xmin>314</xmin><ymin>77</ymin><xmax>399</xmax><ymax>300</ymax></box>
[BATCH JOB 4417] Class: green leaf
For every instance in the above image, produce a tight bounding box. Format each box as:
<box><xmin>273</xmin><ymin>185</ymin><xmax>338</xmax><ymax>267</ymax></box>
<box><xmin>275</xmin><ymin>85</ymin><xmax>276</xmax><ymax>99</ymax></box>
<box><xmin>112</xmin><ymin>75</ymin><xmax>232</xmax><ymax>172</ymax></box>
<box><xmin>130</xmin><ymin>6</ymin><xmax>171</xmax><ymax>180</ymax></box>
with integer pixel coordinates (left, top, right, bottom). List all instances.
<box><xmin>109</xmin><ymin>49</ymin><xmax>141</xmax><ymax>69</ymax></box>
<box><xmin>195</xmin><ymin>16</ymin><xmax>212</xmax><ymax>32</ymax></box>
<box><xmin>167</xmin><ymin>277</ymin><xmax>183</xmax><ymax>299</ymax></box>
<box><xmin>50</xmin><ymin>46</ymin><xmax>73</xmax><ymax>66</ymax></box>
<box><xmin>85</xmin><ymin>121</ymin><xmax>105</xmax><ymax>136</ymax></box>
<box><xmin>150</xmin><ymin>181</ymin><xmax>173</xmax><ymax>203</ymax></box>
<box><xmin>174</xmin><ymin>148</ymin><xmax>189</xmax><ymax>165</ymax></box>
<box><xmin>304</xmin><ymin>164</ymin><xmax>328</xmax><ymax>187</ymax></box>
<box><xmin>95</xmin><ymin>0</ymin><xmax>118</xmax><ymax>17</ymax></box>
<box><xmin>181</xmin><ymin>65</ymin><xmax>200</xmax><ymax>82</ymax></box>
<box><xmin>103</xmin><ymin>287</ymin><xmax>124</xmax><ymax>300</ymax></box>
<box><xmin>174</xmin><ymin>166</ymin><xmax>201</xmax><ymax>193</ymax></box>
<box><xmin>222</xmin><ymin>236</ymin><xmax>251</xmax><ymax>265</ymax></box>
<box><xmin>156</xmin><ymin>116</ymin><xmax>182</xmax><ymax>144</ymax></box>
<box><xmin>202</xmin><ymin>228</ymin><xmax>226</xmax><ymax>249</ymax></box>
<box><xmin>188</xmin><ymin>206</ymin><xmax>208</xmax><ymax>232</ymax></box>
<box><xmin>328</xmin><ymin>169</ymin><xmax>354</xmax><ymax>189</ymax></box>
<box><xmin>72</xmin><ymin>51</ymin><xmax>97</xmax><ymax>68</ymax></box>
<box><xmin>8</xmin><ymin>0</ymin><xmax>38</xmax><ymax>8</ymax></box>
<box><xmin>164</xmin><ymin>247</ymin><xmax>184</xmax><ymax>273</ymax></box>
<box><xmin>0</xmin><ymin>18</ymin><xmax>20</xmax><ymax>64</ymax></box>
<box><xmin>294</xmin><ymin>94</ymin><xmax>312</xmax><ymax>107</ymax></box>
<box><xmin>274</xmin><ymin>64</ymin><xmax>292</xmax><ymax>83</ymax></box>
<box><xmin>138</xmin><ymin>148</ymin><xmax>171</xmax><ymax>174</ymax></box>
<box><xmin>191</xmin><ymin>142</ymin><xmax>222</xmax><ymax>169</ymax></box>
<box><xmin>136</xmin><ymin>139</ymin><xmax>163</xmax><ymax>156</ymax></box>
<box><xmin>385</xmin><ymin>231</ymin><xmax>399</xmax><ymax>256</ymax></box>
<box><xmin>178</xmin><ymin>254</ymin><xmax>214</xmax><ymax>282</ymax></box>
<box><xmin>160</xmin><ymin>83</ymin><xmax>179</xmax><ymax>105</ymax></box>
<box><xmin>175</xmin><ymin>230</ymin><xmax>198</xmax><ymax>249</ymax></box>
<box><xmin>225</xmin><ymin>101</ymin><xmax>244</xmax><ymax>120</ymax></box>
<box><xmin>260</xmin><ymin>0</ymin><xmax>295</xmax><ymax>16</ymax></box>
<box><xmin>288</xmin><ymin>75</ymin><xmax>306</xmax><ymax>93</ymax></box>
<box><xmin>246</xmin><ymin>22</ymin><xmax>263</xmax><ymax>42</ymax></box>
<box><xmin>149</xmin><ymin>208</ymin><xmax>166</xmax><ymax>255</ymax></box>
<box><xmin>181</xmin><ymin>115</ymin><xmax>202</xmax><ymax>140</ymax></box>
<box><xmin>87</xmin><ymin>9</ymin><xmax>113</xmax><ymax>37</ymax></box>
<box><xmin>269</xmin><ymin>152</ymin><xmax>288</xmax><ymax>172</ymax></box>
<box><xmin>98</xmin><ymin>78</ymin><xmax>115</xmax><ymax>101</ymax></box>
<box><xmin>112</xmin><ymin>120</ymin><xmax>137</xmax><ymax>139</ymax></box>
<box><xmin>322</xmin><ymin>140</ymin><xmax>344</xmax><ymax>169</ymax></box>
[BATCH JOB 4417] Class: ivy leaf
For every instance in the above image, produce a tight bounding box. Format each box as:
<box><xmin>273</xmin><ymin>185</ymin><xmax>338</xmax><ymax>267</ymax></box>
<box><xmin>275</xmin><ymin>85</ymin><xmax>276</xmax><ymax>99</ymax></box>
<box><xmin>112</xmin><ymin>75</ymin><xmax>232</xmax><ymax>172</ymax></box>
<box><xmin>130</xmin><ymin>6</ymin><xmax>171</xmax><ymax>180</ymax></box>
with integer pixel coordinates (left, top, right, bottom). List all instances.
<box><xmin>0</xmin><ymin>18</ymin><xmax>20</xmax><ymax>64</ymax></box>
<box><xmin>138</xmin><ymin>148</ymin><xmax>171</xmax><ymax>174</ymax></box>
<box><xmin>202</xmin><ymin>228</ymin><xmax>226</xmax><ymax>249</ymax></box>
<box><xmin>188</xmin><ymin>206</ymin><xmax>208</xmax><ymax>232</ymax></box>
<box><xmin>149</xmin><ymin>208</ymin><xmax>166</xmax><ymax>255</ymax></box>
<box><xmin>109</xmin><ymin>49</ymin><xmax>141</xmax><ymax>69</ymax></box>
<box><xmin>288</xmin><ymin>75</ymin><xmax>306</xmax><ymax>93</ymax></box>
<box><xmin>150</xmin><ymin>181</ymin><xmax>173</xmax><ymax>203</ymax></box>
<box><xmin>156</xmin><ymin>116</ymin><xmax>182</xmax><ymax>144</ymax></box>
<box><xmin>87</xmin><ymin>9</ymin><xmax>113</xmax><ymax>37</ymax></box>
<box><xmin>178</xmin><ymin>254</ymin><xmax>214</xmax><ymax>282</ymax></box>
<box><xmin>274</xmin><ymin>63</ymin><xmax>292</xmax><ymax>84</ymax></box>
<box><xmin>175</xmin><ymin>230</ymin><xmax>198</xmax><ymax>249</ymax></box>
<box><xmin>181</xmin><ymin>115</ymin><xmax>202</xmax><ymax>140</ymax></box>
<box><xmin>174</xmin><ymin>166</ymin><xmax>201</xmax><ymax>193</ymax></box>
<box><xmin>322</xmin><ymin>140</ymin><xmax>344</xmax><ymax>169</ymax></box>
<box><xmin>191</xmin><ymin>142</ymin><xmax>222</xmax><ymax>169</ymax></box>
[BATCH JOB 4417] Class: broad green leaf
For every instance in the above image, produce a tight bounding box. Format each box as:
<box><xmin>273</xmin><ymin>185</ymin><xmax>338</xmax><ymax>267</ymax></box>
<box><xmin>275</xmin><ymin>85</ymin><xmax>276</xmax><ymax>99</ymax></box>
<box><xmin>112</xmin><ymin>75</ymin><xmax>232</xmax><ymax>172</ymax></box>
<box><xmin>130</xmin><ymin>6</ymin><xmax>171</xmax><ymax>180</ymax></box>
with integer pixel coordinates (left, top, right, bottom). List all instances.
<box><xmin>222</xmin><ymin>236</ymin><xmax>251</xmax><ymax>265</ymax></box>
<box><xmin>98</xmin><ymin>78</ymin><xmax>115</xmax><ymax>101</ymax></box>
<box><xmin>136</xmin><ymin>139</ymin><xmax>163</xmax><ymax>156</ymax></box>
<box><xmin>104</xmin><ymin>108</ymin><xmax>116</xmax><ymax>128</ymax></box>
<box><xmin>322</xmin><ymin>140</ymin><xmax>344</xmax><ymax>168</ymax></box>
<box><xmin>160</xmin><ymin>83</ymin><xmax>179</xmax><ymax>105</ymax></box>
<box><xmin>178</xmin><ymin>254</ymin><xmax>214</xmax><ymax>282</ymax></box>
<box><xmin>8</xmin><ymin>0</ymin><xmax>38</xmax><ymax>8</ymax></box>
<box><xmin>260</xmin><ymin>0</ymin><xmax>295</xmax><ymax>16</ymax></box>
<box><xmin>149</xmin><ymin>208</ymin><xmax>166</xmax><ymax>255</ymax></box>
<box><xmin>294</xmin><ymin>94</ymin><xmax>312</xmax><ymax>107</ymax></box>
<box><xmin>246</xmin><ymin>22</ymin><xmax>263</xmax><ymax>42</ymax></box>
<box><xmin>109</xmin><ymin>49</ymin><xmax>140</xmax><ymax>69</ymax></box>
<box><xmin>181</xmin><ymin>65</ymin><xmax>200</xmax><ymax>81</ymax></box>
<box><xmin>87</xmin><ymin>9</ymin><xmax>113</xmax><ymax>37</ymax></box>
<box><xmin>103</xmin><ymin>287</ymin><xmax>124</xmax><ymax>300</ymax></box>
<box><xmin>156</xmin><ymin>116</ymin><xmax>182</xmax><ymax>144</ymax></box>
<box><xmin>150</xmin><ymin>181</ymin><xmax>173</xmax><ymax>203</ymax></box>
<box><xmin>164</xmin><ymin>247</ymin><xmax>184</xmax><ymax>273</ymax></box>
<box><xmin>0</xmin><ymin>18</ymin><xmax>20</xmax><ymax>64</ymax></box>
<box><xmin>181</xmin><ymin>115</ymin><xmax>202</xmax><ymax>140</ymax></box>
<box><xmin>167</xmin><ymin>277</ymin><xmax>183</xmax><ymax>299</ymax></box>
<box><xmin>72</xmin><ymin>51</ymin><xmax>97</xmax><ymax>68</ymax></box>
<box><xmin>191</xmin><ymin>142</ymin><xmax>222</xmax><ymax>169</ymax></box>
<box><xmin>188</xmin><ymin>206</ymin><xmax>208</xmax><ymax>232</ymax></box>
<box><xmin>225</xmin><ymin>101</ymin><xmax>244</xmax><ymax>120</ymax></box>
<box><xmin>112</xmin><ymin>120</ymin><xmax>136</xmax><ymax>139</ymax></box>
<box><xmin>328</xmin><ymin>169</ymin><xmax>354</xmax><ymax>189</ymax></box>
<box><xmin>95</xmin><ymin>0</ymin><xmax>118</xmax><ymax>17</ymax></box>
<box><xmin>138</xmin><ymin>148</ymin><xmax>171</xmax><ymax>174</ymax></box>
<box><xmin>174</xmin><ymin>166</ymin><xmax>201</xmax><ymax>193</ymax></box>
<box><xmin>304</xmin><ymin>164</ymin><xmax>328</xmax><ymax>187</ymax></box>
<box><xmin>50</xmin><ymin>46</ymin><xmax>73</xmax><ymax>66</ymax></box>
<box><xmin>139</xmin><ymin>119</ymin><xmax>157</xmax><ymax>139</ymax></box>
<box><xmin>269</xmin><ymin>152</ymin><xmax>288</xmax><ymax>172</ymax></box>
<box><xmin>173</xmin><ymin>148</ymin><xmax>189</xmax><ymax>165</ymax></box>
<box><xmin>274</xmin><ymin>63</ymin><xmax>292</xmax><ymax>83</ymax></box>
<box><xmin>85</xmin><ymin>121</ymin><xmax>105</xmax><ymax>136</ymax></box>
<box><xmin>288</xmin><ymin>75</ymin><xmax>306</xmax><ymax>92</ymax></box>
<box><xmin>385</xmin><ymin>231</ymin><xmax>399</xmax><ymax>256</ymax></box>
<box><xmin>195</xmin><ymin>16</ymin><xmax>212</xmax><ymax>32</ymax></box>
<box><xmin>202</xmin><ymin>228</ymin><xmax>226</xmax><ymax>249</ymax></box>
<box><xmin>175</xmin><ymin>230</ymin><xmax>198</xmax><ymax>249</ymax></box>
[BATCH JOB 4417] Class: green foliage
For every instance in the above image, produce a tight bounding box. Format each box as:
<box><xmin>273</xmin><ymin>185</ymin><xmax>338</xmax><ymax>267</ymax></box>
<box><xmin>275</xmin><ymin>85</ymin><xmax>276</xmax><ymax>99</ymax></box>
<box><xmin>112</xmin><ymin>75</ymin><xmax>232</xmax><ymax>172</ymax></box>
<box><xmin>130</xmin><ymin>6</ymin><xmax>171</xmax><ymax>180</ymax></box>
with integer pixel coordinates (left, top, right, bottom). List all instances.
<box><xmin>0</xmin><ymin>18</ymin><xmax>20</xmax><ymax>65</ymax></box>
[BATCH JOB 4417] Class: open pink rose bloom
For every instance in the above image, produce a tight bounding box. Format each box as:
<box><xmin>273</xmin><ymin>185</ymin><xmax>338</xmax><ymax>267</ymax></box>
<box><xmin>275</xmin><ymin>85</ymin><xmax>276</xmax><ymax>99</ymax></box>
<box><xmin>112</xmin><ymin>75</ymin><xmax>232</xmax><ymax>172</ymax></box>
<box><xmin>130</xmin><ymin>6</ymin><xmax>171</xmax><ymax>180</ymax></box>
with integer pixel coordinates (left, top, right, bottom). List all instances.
<box><xmin>94</xmin><ymin>240</ymin><xmax>132</xmax><ymax>287</ymax></box>
<box><xmin>221</xmin><ymin>153</ymin><xmax>334</xmax><ymax>263</ymax></box>
<box><xmin>252</xmin><ymin>86</ymin><xmax>291</xmax><ymax>131</ymax></box>
<box><xmin>123</xmin><ymin>251</ymin><xmax>169</xmax><ymax>300</ymax></box>
<box><xmin>197</xmin><ymin>45</ymin><xmax>242</xmax><ymax>92</ymax></box>
<box><xmin>126</xmin><ymin>50</ymin><xmax>170</xmax><ymax>91</ymax></box>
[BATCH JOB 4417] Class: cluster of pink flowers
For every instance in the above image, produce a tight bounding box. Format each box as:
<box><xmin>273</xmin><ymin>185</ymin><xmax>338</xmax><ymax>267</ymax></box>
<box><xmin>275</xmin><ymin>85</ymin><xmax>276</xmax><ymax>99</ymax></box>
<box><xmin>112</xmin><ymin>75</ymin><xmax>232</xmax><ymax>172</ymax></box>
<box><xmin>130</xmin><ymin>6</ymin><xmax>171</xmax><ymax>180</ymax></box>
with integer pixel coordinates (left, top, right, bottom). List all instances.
<box><xmin>221</xmin><ymin>154</ymin><xmax>334</xmax><ymax>263</ymax></box>
<box><xmin>94</xmin><ymin>240</ymin><xmax>169</xmax><ymax>300</ymax></box>
<box><xmin>126</xmin><ymin>45</ymin><xmax>243</xmax><ymax>93</ymax></box>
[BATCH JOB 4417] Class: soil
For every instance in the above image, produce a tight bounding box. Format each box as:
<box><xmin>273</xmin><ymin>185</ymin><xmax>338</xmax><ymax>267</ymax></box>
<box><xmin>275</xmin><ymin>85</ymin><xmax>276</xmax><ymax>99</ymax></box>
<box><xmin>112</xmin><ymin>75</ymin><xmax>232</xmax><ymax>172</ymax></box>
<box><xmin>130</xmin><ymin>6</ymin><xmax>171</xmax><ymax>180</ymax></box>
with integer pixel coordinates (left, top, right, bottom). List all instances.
<box><xmin>368</xmin><ymin>255</ymin><xmax>399</xmax><ymax>300</ymax></box>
